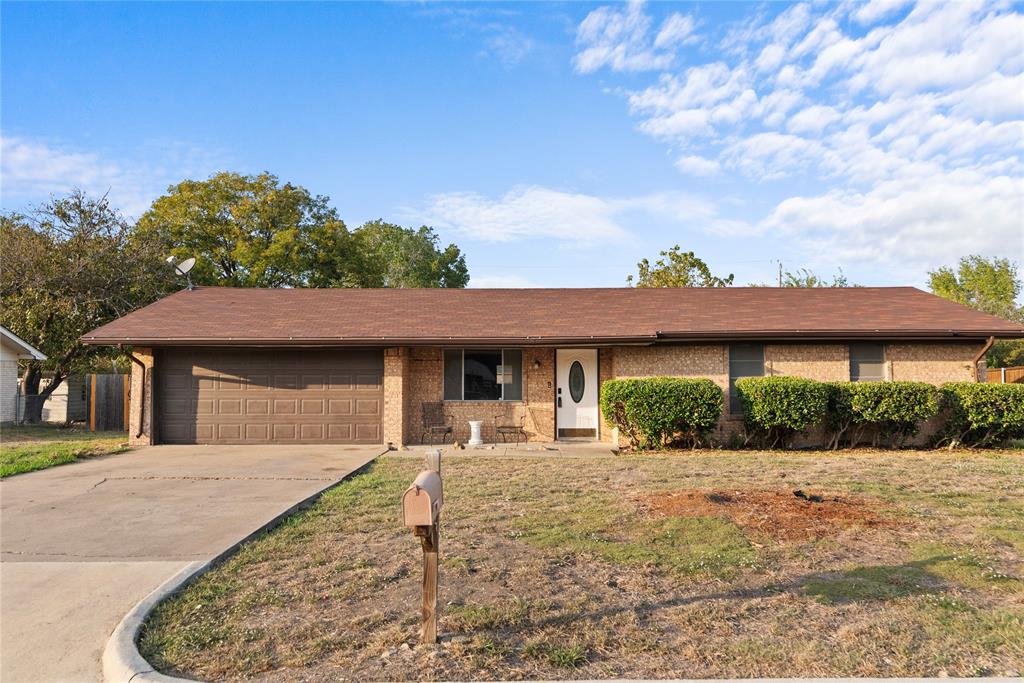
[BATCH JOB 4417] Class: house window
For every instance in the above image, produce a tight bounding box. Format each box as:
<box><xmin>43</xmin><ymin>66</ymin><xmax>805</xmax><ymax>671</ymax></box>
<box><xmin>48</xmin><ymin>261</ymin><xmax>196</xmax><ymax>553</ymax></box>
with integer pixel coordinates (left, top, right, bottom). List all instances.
<box><xmin>850</xmin><ymin>343</ymin><xmax>886</xmax><ymax>382</ymax></box>
<box><xmin>443</xmin><ymin>349</ymin><xmax>523</xmax><ymax>401</ymax></box>
<box><xmin>729</xmin><ymin>343</ymin><xmax>764</xmax><ymax>414</ymax></box>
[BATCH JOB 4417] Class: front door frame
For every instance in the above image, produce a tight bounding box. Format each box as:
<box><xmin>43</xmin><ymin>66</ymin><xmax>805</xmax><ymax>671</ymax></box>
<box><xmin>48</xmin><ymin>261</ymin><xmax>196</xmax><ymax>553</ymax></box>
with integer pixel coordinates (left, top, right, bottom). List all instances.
<box><xmin>554</xmin><ymin>348</ymin><xmax>599</xmax><ymax>441</ymax></box>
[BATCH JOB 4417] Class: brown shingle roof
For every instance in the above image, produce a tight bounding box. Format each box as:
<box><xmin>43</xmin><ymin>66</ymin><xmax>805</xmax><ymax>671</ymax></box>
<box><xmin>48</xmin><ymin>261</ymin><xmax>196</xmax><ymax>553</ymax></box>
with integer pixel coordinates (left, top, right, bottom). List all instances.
<box><xmin>82</xmin><ymin>286</ymin><xmax>1024</xmax><ymax>346</ymax></box>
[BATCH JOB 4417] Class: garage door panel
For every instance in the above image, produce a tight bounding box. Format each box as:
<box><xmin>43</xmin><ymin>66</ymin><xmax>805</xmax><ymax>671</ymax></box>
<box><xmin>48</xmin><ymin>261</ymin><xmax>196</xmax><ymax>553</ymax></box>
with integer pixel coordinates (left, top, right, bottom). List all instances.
<box><xmin>356</xmin><ymin>399</ymin><xmax>381</xmax><ymax>416</ymax></box>
<box><xmin>159</xmin><ymin>349</ymin><xmax>383</xmax><ymax>445</ymax></box>
<box><xmin>274</xmin><ymin>399</ymin><xmax>297</xmax><ymax>415</ymax></box>
<box><xmin>328</xmin><ymin>399</ymin><xmax>353</xmax><ymax>415</ymax></box>
<box><xmin>246</xmin><ymin>399</ymin><xmax>270</xmax><ymax>415</ymax></box>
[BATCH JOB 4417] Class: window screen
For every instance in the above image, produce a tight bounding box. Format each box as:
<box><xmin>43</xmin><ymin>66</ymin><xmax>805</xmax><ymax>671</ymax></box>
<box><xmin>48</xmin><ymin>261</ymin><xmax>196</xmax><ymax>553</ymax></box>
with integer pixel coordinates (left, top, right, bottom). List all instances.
<box><xmin>443</xmin><ymin>349</ymin><xmax>523</xmax><ymax>400</ymax></box>
<box><xmin>443</xmin><ymin>350</ymin><xmax>463</xmax><ymax>400</ymax></box>
<box><xmin>500</xmin><ymin>349</ymin><xmax>523</xmax><ymax>400</ymax></box>
<box><xmin>729</xmin><ymin>343</ymin><xmax>764</xmax><ymax>413</ymax></box>
<box><xmin>850</xmin><ymin>343</ymin><xmax>885</xmax><ymax>382</ymax></box>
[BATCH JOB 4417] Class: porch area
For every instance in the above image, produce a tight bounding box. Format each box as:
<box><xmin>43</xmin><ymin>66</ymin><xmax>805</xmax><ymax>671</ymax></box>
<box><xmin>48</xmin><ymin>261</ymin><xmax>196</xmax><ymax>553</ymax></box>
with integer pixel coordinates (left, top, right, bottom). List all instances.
<box><xmin>383</xmin><ymin>346</ymin><xmax>614</xmax><ymax>448</ymax></box>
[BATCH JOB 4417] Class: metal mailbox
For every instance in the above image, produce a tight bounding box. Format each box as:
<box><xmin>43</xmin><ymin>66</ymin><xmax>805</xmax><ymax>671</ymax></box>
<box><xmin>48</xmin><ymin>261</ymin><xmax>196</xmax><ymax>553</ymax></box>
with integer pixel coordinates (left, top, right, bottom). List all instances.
<box><xmin>402</xmin><ymin>469</ymin><xmax>443</xmax><ymax>527</ymax></box>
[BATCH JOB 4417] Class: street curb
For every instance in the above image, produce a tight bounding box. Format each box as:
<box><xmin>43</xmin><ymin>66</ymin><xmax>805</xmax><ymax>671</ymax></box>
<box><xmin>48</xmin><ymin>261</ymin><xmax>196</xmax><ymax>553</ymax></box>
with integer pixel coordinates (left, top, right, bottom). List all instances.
<box><xmin>102</xmin><ymin>452</ymin><xmax>383</xmax><ymax>683</ymax></box>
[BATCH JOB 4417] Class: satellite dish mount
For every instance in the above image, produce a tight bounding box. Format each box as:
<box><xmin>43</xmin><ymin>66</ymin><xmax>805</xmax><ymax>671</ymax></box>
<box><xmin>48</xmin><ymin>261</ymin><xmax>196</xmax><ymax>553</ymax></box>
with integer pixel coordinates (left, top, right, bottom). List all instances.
<box><xmin>166</xmin><ymin>256</ymin><xmax>197</xmax><ymax>290</ymax></box>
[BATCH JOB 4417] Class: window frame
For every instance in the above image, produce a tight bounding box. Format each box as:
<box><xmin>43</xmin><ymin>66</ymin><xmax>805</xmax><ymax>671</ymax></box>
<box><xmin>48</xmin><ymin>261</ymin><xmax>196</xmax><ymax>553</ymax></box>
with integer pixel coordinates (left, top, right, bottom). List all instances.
<box><xmin>728</xmin><ymin>343</ymin><xmax>765</xmax><ymax>415</ymax></box>
<box><xmin>849</xmin><ymin>342</ymin><xmax>887</xmax><ymax>382</ymax></box>
<box><xmin>443</xmin><ymin>348</ymin><xmax>524</xmax><ymax>401</ymax></box>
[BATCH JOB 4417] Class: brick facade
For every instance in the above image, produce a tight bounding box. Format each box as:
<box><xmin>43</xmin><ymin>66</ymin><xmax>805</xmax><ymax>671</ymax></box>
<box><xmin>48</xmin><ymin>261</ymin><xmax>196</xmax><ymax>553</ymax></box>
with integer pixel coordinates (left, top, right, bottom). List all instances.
<box><xmin>126</xmin><ymin>340</ymin><xmax>986</xmax><ymax>447</ymax></box>
<box><xmin>401</xmin><ymin>347</ymin><xmax>555</xmax><ymax>445</ymax></box>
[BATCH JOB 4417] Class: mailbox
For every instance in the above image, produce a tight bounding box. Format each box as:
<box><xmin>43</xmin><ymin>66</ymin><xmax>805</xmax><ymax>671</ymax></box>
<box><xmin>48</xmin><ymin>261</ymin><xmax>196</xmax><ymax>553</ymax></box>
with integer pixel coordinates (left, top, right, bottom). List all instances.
<box><xmin>402</xmin><ymin>469</ymin><xmax>443</xmax><ymax>527</ymax></box>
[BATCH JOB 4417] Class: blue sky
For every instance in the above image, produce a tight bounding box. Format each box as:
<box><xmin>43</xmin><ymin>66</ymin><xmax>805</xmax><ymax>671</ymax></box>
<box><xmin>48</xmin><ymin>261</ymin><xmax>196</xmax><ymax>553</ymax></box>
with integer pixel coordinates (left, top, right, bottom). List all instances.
<box><xmin>2</xmin><ymin>1</ymin><xmax>1022</xmax><ymax>288</ymax></box>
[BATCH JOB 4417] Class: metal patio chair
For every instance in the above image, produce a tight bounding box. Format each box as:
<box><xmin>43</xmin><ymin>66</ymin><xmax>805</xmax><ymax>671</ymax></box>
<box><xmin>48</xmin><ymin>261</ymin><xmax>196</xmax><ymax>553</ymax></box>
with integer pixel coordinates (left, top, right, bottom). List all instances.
<box><xmin>421</xmin><ymin>401</ymin><xmax>454</xmax><ymax>446</ymax></box>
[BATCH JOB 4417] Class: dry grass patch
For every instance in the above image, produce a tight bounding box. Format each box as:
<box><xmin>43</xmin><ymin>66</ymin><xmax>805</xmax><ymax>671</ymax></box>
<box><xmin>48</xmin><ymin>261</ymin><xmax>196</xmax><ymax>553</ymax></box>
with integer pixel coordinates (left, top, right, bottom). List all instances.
<box><xmin>140</xmin><ymin>450</ymin><xmax>1024</xmax><ymax>681</ymax></box>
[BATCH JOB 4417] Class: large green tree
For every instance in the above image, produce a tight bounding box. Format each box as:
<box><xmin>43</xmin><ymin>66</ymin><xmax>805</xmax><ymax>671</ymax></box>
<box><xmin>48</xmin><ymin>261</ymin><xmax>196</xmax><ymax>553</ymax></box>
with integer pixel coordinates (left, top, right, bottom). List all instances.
<box><xmin>928</xmin><ymin>255</ymin><xmax>1024</xmax><ymax>367</ymax></box>
<box><xmin>628</xmin><ymin>246</ymin><xmax>734</xmax><ymax>287</ymax></box>
<box><xmin>349</xmin><ymin>220</ymin><xmax>469</xmax><ymax>288</ymax></box>
<box><xmin>136</xmin><ymin>172</ymin><xmax>468</xmax><ymax>288</ymax></box>
<box><xmin>135</xmin><ymin>172</ymin><xmax>358</xmax><ymax>287</ymax></box>
<box><xmin>1</xmin><ymin>191</ymin><xmax>175</xmax><ymax>422</ymax></box>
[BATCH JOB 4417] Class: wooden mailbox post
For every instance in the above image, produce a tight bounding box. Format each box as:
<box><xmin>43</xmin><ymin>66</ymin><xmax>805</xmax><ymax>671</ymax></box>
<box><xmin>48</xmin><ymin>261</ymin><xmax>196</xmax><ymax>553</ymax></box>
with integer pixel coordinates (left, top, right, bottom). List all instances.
<box><xmin>402</xmin><ymin>451</ymin><xmax>443</xmax><ymax>644</ymax></box>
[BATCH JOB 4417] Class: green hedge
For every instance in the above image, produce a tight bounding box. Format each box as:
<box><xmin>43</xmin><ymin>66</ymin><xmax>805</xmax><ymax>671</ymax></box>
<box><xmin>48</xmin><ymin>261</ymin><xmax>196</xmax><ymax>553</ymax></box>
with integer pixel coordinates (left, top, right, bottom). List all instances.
<box><xmin>826</xmin><ymin>381</ymin><xmax>940</xmax><ymax>448</ymax></box>
<box><xmin>600</xmin><ymin>377</ymin><xmax>722</xmax><ymax>450</ymax></box>
<box><xmin>938</xmin><ymin>382</ymin><xmax>1024</xmax><ymax>447</ymax></box>
<box><xmin>734</xmin><ymin>376</ymin><xmax>829</xmax><ymax>448</ymax></box>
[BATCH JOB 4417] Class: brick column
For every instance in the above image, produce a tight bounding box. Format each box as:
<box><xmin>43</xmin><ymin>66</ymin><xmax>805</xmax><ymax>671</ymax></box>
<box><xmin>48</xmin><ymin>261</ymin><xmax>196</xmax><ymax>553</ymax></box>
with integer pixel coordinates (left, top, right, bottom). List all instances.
<box><xmin>128</xmin><ymin>347</ymin><xmax>155</xmax><ymax>446</ymax></box>
<box><xmin>383</xmin><ymin>347</ymin><xmax>408</xmax><ymax>447</ymax></box>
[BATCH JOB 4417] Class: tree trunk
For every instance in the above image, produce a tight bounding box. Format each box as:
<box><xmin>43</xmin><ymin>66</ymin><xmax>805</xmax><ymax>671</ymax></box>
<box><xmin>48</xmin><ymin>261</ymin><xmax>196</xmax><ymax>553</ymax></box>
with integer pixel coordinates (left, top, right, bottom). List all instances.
<box><xmin>21</xmin><ymin>364</ymin><xmax>65</xmax><ymax>424</ymax></box>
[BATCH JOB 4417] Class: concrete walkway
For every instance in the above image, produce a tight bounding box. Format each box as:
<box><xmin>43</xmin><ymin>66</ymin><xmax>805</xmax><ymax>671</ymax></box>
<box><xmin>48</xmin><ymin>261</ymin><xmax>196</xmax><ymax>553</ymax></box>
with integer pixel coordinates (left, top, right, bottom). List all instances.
<box><xmin>0</xmin><ymin>444</ymin><xmax>383</xmax><ymax>683</ymax></box>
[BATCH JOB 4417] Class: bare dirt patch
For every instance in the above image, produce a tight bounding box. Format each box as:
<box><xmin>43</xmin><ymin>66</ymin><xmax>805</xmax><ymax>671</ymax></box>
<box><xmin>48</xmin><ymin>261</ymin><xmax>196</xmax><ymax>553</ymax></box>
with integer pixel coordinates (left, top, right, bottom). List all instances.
<box><xmin>641</xmin><ymin>488</ymin><xmax>897</xmax><ymax>541</ymax></box>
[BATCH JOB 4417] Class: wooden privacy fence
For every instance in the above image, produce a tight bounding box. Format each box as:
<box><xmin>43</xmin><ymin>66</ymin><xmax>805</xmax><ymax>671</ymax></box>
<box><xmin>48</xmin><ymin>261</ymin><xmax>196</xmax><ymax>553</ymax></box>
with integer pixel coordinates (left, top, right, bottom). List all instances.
<box><xmin>985</xmin><ymin>366</ymin><xmax>1024</xmax><ymax>384</ymax></box>
<box><xmin>89</xmin><ymin>373</ymin><xmax>129</xmax><ymax>431</ymax></box>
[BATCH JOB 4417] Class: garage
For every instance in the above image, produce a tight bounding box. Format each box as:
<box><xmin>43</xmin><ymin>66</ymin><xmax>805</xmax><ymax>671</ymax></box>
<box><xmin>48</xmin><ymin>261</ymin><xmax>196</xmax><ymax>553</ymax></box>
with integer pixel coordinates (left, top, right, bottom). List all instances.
<box><xmin>157</xmin><ymin>348</ymin><xmax>383</xmax><ymax>444</ymax></box>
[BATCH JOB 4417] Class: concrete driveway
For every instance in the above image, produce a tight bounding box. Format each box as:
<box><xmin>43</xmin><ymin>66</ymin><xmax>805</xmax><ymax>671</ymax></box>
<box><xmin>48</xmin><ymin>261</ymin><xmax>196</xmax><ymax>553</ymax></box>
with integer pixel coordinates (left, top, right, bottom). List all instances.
<box><xmin>0</xmin><ymin>444</ymin><xmax>383</xmax><ymax>683</ymax></box>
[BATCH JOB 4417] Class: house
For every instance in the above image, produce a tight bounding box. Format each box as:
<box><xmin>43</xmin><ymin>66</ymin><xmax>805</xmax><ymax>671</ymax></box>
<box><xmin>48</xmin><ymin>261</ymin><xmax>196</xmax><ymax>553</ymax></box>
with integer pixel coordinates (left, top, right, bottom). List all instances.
<box><xmin>1</xmin><ymin>326</ymin><xmax>47</xmax><ymax>423</ymax></box>
<box><xmin>17</xmin><ymin>376</ymin><xmax>89</xmax><ymax>424</ymax></box>
<box><xmin>81</xmin><ymin>287</ymin><xmax>1024</xmax><ymax>447</ymax></box>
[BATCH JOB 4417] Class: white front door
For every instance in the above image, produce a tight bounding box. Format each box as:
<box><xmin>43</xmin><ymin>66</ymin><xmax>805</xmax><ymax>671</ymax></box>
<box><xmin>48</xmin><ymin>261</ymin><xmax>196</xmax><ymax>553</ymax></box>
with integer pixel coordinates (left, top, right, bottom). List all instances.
<box><xmin>556</xmin><ymin>349</ymin><xmax>598</xmax><ymax>440</ymax></box>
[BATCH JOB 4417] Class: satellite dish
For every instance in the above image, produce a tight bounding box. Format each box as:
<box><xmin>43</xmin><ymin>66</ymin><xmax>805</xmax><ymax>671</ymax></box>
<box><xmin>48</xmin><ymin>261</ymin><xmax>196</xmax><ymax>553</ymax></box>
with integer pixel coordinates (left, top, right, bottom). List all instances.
<box><xmin>175</xmin><ymin>257</ymin><xmax>196</xmax><ymax>276</ymax></box>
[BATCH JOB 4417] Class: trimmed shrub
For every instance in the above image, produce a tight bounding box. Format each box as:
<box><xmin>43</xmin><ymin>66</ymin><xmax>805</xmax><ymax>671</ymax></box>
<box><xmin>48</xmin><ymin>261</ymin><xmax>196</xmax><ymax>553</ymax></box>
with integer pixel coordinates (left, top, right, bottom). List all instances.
<box><xmin>734</xmin><ymin>376</ymin><xmax>829</xmax><ymax>448</ymax></box>
<box><xmin>938</xmin><ymin>382</ymin><xmax>1024</xmax><ymax>447</ymax></box>
<box><xmin>600</xmin><ymin>377</ymin><xmax>722</xmax><ymax>450</ymax></box>
<box><xmin>826</xmin><ymin>381</ymin><xmax>940</xmax><ymax>448</ymax></box>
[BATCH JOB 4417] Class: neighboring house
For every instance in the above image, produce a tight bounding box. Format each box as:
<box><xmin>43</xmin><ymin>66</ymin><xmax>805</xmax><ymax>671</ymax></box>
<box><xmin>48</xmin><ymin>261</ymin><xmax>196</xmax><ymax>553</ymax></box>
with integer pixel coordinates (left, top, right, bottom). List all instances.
<box><xmin>82</xmin><ymin>287</ymin><xmax>1024</xmax><ymax>447</ymax></box>
<box><xmin>0</xmin><ymin>326</ymin><xmax>46</xmax><ymax>423</ymax></box>
<box><xmin>16</xmin><ymin>375</ymin><xmax>89</xmax><ymax>424</ymax></box>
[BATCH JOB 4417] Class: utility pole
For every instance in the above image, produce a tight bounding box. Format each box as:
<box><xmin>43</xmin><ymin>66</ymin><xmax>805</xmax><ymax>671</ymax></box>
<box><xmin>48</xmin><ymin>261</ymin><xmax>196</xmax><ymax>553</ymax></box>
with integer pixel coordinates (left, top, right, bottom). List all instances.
<box><xmin>777</xmin><ymin>261</ymin><xmax>783</xmax><ymax>287</ymax></box>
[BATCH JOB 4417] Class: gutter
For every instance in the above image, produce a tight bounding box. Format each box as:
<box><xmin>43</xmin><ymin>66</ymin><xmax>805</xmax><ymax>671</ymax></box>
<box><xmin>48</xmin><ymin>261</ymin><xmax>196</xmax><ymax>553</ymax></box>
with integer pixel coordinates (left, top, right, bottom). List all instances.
<box><xmin>120</xmin><ymin>345</ymin><xmax>146</xmax><ymax>439</ymax></box>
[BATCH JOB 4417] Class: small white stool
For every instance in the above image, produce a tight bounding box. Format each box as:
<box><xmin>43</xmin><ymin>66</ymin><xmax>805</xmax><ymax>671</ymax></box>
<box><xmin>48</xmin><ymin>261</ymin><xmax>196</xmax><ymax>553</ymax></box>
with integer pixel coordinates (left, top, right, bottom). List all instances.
<box><xmin>467</xmin><ymin>420</ymin><xmax>484</xmax><ymax>447</ymax></box>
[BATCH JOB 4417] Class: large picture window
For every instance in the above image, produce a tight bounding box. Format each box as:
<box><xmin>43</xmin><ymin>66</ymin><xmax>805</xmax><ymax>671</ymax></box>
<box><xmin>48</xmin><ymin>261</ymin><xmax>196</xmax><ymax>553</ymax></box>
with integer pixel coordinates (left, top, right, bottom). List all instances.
<box><xmin>443</xmin><ymin>349</ymin><xmax>523</xmax><ymax>401</ymax></box>
<box><xmin>728</xmin><ymin>343</ymin><xmax>764</xmax><ymax>414</ymax></box>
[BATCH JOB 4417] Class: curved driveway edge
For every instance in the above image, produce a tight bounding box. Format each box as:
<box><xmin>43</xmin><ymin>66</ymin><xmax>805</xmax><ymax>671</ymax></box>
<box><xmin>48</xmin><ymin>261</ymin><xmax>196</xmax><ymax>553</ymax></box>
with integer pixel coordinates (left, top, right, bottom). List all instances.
<box><xmin>101</xmin><ymin>449</ymin><xmax>382</xmax><ymax>683</ymax></box>
<box><xmin>1</xmin><ymin>444</ymin><xmax>384</xmax><ymax>683</ymax></box>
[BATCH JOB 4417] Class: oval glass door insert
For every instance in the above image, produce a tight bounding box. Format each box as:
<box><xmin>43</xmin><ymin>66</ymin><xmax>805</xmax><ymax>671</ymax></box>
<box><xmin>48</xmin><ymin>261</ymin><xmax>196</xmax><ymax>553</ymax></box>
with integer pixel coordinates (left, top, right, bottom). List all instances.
<box><xmin>568</xmin><ymin>360</ymin><xmax>585</xmax><ymax>403</ymax></box>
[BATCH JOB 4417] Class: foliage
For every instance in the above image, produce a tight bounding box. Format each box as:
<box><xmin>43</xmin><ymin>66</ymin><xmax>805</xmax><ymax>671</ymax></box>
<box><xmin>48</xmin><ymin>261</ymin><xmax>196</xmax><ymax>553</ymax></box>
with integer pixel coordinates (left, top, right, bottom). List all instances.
<box><xmin>599</xmin><ymin>377</ymin><xmax>722</xmax><ymax>449</ymax></box>
<box><xmin>627</xmin><ymin>246</ymin><xmax>734</xmax><ymax>288</ymax></box>
<box><xmin>826</xmin><ymin>381</ymin><xmax>941</xmax><ymax>448</ymax></box>
<box><xmin>928</xmin><ymin>255</ymin><xmax>1022</xmax><ymax>322</ymax></box>
<box><xmin>0</xmin><ymin>191</ymin><xmax>175</xmax><ymax>421</ymax></box>
<box><xmin>734</xmin><ymin>376</ymin><xmax>830</xmax><ymax>448</ymax></box>
<box><xmin>938</xmin><ymin>382</ymin><xmax>1024</xmax><ymax>447</ymax></box>
<box><xmin>928</xmin><ymin>255</ymin><xmax>1024</xmax><ymax>368</ymax></box>
<box><xmin>137</xmin><ymin>172</ymin><xmax>469</xmax><ymax>288</ymax></box>
<box><xmin>751</xmin><ymin>267</ymin><xmax>854</xmax><ymax>287</ymax></box>
<box><xmin>349</xmin><ymin>220</ymin><xmax>468</xmax><ymax>288</ymax></box>
<box><xmin>136</xmin><ymin>171</ymin><xmax>356</xmax><ymax>287</ymax></box>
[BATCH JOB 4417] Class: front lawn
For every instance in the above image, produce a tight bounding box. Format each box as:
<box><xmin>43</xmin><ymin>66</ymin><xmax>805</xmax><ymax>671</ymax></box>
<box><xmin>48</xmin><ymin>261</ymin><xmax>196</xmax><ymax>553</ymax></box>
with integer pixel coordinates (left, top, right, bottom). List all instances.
<box><xmin>141</xmin><ymin>450</ymin><xmax>1024</xmax><ymax>680</ymax></box>
<box><xmin>0</xmin><ymin>424</ymin><xmax>129</xmax><ymax>477</ymax></box>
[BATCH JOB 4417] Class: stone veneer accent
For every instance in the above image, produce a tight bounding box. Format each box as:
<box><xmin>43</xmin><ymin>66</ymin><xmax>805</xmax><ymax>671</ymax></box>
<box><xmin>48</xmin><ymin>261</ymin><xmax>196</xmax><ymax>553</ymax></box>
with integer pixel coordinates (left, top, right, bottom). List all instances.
<box><xmin>128</xmin><ymin>347</ymin><xmax>155</xmax><ymax>446</ymax></box>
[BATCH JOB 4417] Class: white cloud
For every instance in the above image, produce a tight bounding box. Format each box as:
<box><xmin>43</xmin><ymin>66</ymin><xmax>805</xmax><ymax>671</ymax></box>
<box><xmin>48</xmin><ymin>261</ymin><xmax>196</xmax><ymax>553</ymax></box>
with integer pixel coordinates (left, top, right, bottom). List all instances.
<box><xmin>654</xmin><ymin>13</ymin><xmax>695</xmax><ymax>49</ymax></box>
<box><xmin>409</xmin><ymin>185</ymin><xmax>718</xmax><ymax>245</ymax></box>
<box><xmin>675</xmin><ymin>155</ymin><xmax>720</xmax><ymax>176</ymax></box>
<box><xmin>574</xmin><ymin>1</ymin><xmax>682</xmax><ymax>73</ymax></box>
<box><xmin>787</xmin><ymin>104</ymin><xmax>841</xmax><ymax>134</ymax></box>
<box><xmin>573</xmin><ymin>0</ymin><xmax>1024</xmax><ymax>271</ymax></box>
<box><xmin>761</xmin><ymin>170</ymin><xmax>1024</xmax><ymax>266</ymax></box>
<box><xmin>0</xmin><ymin>135</ymin><xmax>223</xmax><ymax>218</ymax></box>
<box><xmin>853</xmin><ymin>0</ymin><xmax>914</xmax><ymax>25</ymax></box>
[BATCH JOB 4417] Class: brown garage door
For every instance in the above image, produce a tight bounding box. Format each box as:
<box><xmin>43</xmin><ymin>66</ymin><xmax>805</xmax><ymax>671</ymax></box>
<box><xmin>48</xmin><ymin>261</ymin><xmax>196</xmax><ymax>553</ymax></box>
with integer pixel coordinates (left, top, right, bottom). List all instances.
<box><xmin>157</xmin><ymin>349</ymin><xmax>383</xmax><ymax>444</ymax></box>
